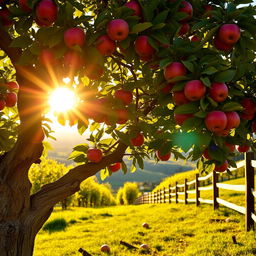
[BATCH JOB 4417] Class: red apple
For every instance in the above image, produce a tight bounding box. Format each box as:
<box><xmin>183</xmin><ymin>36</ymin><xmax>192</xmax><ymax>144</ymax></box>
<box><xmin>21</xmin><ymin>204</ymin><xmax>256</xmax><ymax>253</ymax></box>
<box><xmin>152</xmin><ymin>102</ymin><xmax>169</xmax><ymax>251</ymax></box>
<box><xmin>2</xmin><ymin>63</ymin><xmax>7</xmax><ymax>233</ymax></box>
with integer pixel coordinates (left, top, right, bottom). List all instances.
<box><xmin>5</xmin><ymin>92</ymin><xmax>17</xmax><ymax>107</ymax></box>
<box><xmin>124</xmin><ymin>1</ymin><xmax>142</xmax><ymax>16</ymax></box>
<box><xmin>215</xmin><ymin>128</ymin><xmax>230</xmax><ymax>137</ymax></box>
<box><xmin>218</xmin><ymin>24</ymin><xmax>241</xmax><ymax>45</ymax></box>
<box><xmin>135</xmin><ymin>35</ymin><xmax>155</xmax><ymax>57</ymax></box>
<box><xmin>252</xmin><ymin>121</ymin><xmax>256</xmax><ymax>133</ymax></box>
<box><xmin>107</xmin><ymin>19</ymin><xmax>129</xmax><ymax>41</ymax></box>
<box><xmin>203</xmin><ymin>149</ymin><xmax>211</xmax><ymax>160</ymax></box>
<box><xmin>241</xmin><ymin>98</ymin><xmax>256</xmax><ymax>115</ymax></box>
<box><xmin>115</xmin><ymin>89</ymin><xmax>133</xmax><ymax>105</ymax></box>
<box><xmin>142</xmin><ymin>222</ymin><xmax>149</xmax><ymax>228</ymax></box>
<box><xmin>214</xmin><ymin>160</ymin><xmax>228</xmax><ymax>172</ymax></box>
<box><xmin>35</xmin><ymin>0</ymin><xmax>58</xmax><ymax>27</ymax></box>
<box><xmin>173</xmin><ymin>90</ymin><xmax>190</xmax><ymax>105</ymax></box>
<box><xmin>130</xmin><ymin>132</ymin><xmax>144</xmax><ymax>146</ymax></box>
<box><xmin>205</xmin><ymin>111</ymin><xmax>227</xmax><ymax>132</ymax></box>
<box><xmin>7</xmin><ymin>81</ymin><xmax>19</xmax><ymax>91</ymax></box>
<box><xmin>174</xmin><ymin>113</ymin><xmax>193</xmax><ymax>125</ymax></box>
<box><xmin>87</xmin><ymin>148</ymin><xmax>103</xmax><ymax>163</ymax></box>
<box><xmin>190</xmin><ymin>35</ymin><xmax>200</xmax><ymax>42</ymax></box>
<box><xmin>108</xmin><ymin>162</ymin><xmax>121</xmax><ymax>172</ymax></box>
<box><xmin>237</xmin><ymin>145</ymin><xmax>250</xmax><ymax>153</ymax></box>
<box><xmin>161</xmin><ymin>83</ymin><xmax>173</xmax><ymax>94</ymax></box>
<box><xmin>213</xmin><ymin>36</ymin><xmax>233</xmax><ymax>52</ymax></box>
<box><xmin>0</xmin><ymin>8</ymin><xmax>13</xmax><ymax>27</ymax></box>
<box><xmin>156</xmin><ymin>150</ymin><xmax>171</xmax><ymax>161</ymax></box>
<box><xmin>116</xmin><ymin>109</ymin><xmax>129</xmax><ymax>124</ymax></box>
<box><xmin>140</xmin><ymin>55</ymin><xmax>152</xmax><ymax>62</ymax></box>
<box><xmin>140</xmin><ymin>244</ymin><xmax>149</xmax><ymax>250</ymax></box>
<box><xmin>240</xmin><ymin>113</ymin><xmax>254</xmax><ymax>120</ymax></box>
<box><xmin>178</xmin><ymin>23</ymin><xmax>190</xmax><ymax>36</ymax></box>
<box><xmin>225</xmin><ymin>142</ymin><xmax>235</xmax><ymax>152</ymax></box>
<box><xmin>209</xmin><ymin>82</ymin><xmax>228</xmax><ymax>102</ymax></box>
<box><xmin>225</xmin><ymin>111</ymin><xmax>240</xmax><ymax>129</ymax></box>
<box><xmin>184</xmin><ymin>80</ymin><xmax>206</xmax><ymax>101</ymax></box>
<box><xmin>19</xmin><ymin>0</ymin><xmax>32</xmax><ymax>12</ymax></box>
<box><xmin>179</xmin><ymin>1</ymin><xmax>193</xmax><ymax>21</ymax></box>
<box><xmin>85</xmin><ymin>63</ymin><xmax>104</xmax><ymax>80</ymax></box>
<box><xmin>164</xmin><ymin>62</ymin><xmax>187</xmax><ymax>81</ymax></box>
<box><xmin>64</xmin><ymin>27</ymin><xmax>86</xmax><ymax>48</ymax></box>
<box><xmin>64</xmin><ymin>50</ymin><xmax>84</xmax><ymax>70</ymax></box>
<box><xmin>39</xmin><ymin>48</ymin><xmax>56</xmax><ymax>67</ymax></box>
<box><xmin>96</xmin><ymin>35</ymin><xmax>116</xmax><ymax>56</ymax></box>
<box><xmin>204</xmin><ymin>4</ymin><xmax>213</xmax><ymax>17</ymax></box>
<box><xmin>100</xmin><ymin>244</ymin><xmax>110</xmax><ymax>253</ymax></box>
<box><xmin>0</xmin><ymin>99</ymin><xmax>6</xmax><ymax>111</ymax></box>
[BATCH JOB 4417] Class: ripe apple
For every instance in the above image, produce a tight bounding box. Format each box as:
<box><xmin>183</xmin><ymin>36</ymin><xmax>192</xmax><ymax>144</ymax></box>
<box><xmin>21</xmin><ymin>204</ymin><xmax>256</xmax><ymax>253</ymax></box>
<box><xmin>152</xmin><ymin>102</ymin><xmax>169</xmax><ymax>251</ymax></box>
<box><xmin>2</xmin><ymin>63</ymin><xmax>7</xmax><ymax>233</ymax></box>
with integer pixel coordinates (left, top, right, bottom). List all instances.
<box><xmin>173</xmin><ymin>90</ymin><xmax>190</xmax><ymax>105</ymax></box>
<box><xmin>178</xmin><ymin>23</ymin><xmax>190</xmax><ymax>36</ymax></box>
<box><xmin>96</xmin><ymin>35</ymin><xmax>116</xmax><ymax>56</ymax></box>
<box><xmin>5</xmin><ymin>92</ymin><xmax>17</xmax><ymax>107</ymax></box>
<box><xmin>252</xmin><ymin>121</ymin><xmax>256</xmax><ymax>133</ymax></box>
<box><xmin>108</xmin><ymin>162</ymin><xmax>121</xmax><ymax>172</ymax></box>
<box><xmin>142</xmin><ymin>222</ymin><xmax>149</xmax><ymax>228</ymax></box>
<box><xmin>64</xmin><ymin>50</ymin><xmax>84</xmax><ymax>70</ymax></box>
<box><xmin>164</xmin><ymin>62</ymin><xmax>187</xmax><ymax>81</ymax></box>
<box><xmin>19</xmin><ymin>0</ymin><xmax>32</xmax><ymax>12</ymax></box>
<box><xmin>0</xmin><ymin>8</ymin><xmax>13</xmax><ymax>27</ymax></box>
<box><xmin>205</xmin><ymin>111</ymin><xmax>227</xmax><ymax>132</ymax></box>
<box><xmin>64</xmin><ymin>27</ymin><xmax>86</xmax><ymax>48</ymax></box>
<box><xmin>225</xmin><ymin>111</ymin><xmax>240</xmax><ymax>130</ymax></box>
<box><xmin>204</xmin><ymin>4</ymin><xmax>213</xmax><ymax>17</ymax></box>
<box><xmin>135</xmin><ymin>35</ymin><xmax>155</xmax><ymax>57</ymax></box>
<box><xmin>156</xmin><ymin>150</ymin><xmax>171</xmax><ymax>161</ymax></box>
<box><xmin>0</xmin><ymin>99</ymin><xmax>6</xmax><ymax>111</ymax></box>
<box><xmin>116</xmin><ymin>109</ymin><xmax>129</xmax><ymax>124</ymax></box>
<box><xmin>225</xmin><ymin>142</ymin><xmax>235</xmax><ymax>152</ymax></box>
<box><xmin>190</xmin><ymin>35</ymin><xmax>200</xmax><ymax>42</ymax></box>
<box><xmin>237</xmin><ymin>145</ymin><xmax>250</xmax><ymax>153</ymax></box>
<box><xmin>184</xmin><ymin>80</ymin><xmax>206</xmax><ymax>101</ymax></box>
<box><xmin>213</xmin><ymin>36</ymin><xmax>233</xmax><ymax>52</ymax></box>
<box><xmin>100</xmin><ymin>244</ymin><xmax>110</xmax><ymax>253</ymax></box>
<box><xmin>115</xmin><ymin>89</ymin><xmax>133</xmax><ymax>105</ymax></box>
<box><xmin>174</xmin><ymin>113</ymin><xmax>193</xmax><ymax>126</ymax></box>
<box><xmin>214</xmin><ymin>160</ymin><xmax>228</xmax><ymax>172</ymax></box>
<box><xmin>140</xmin><ymin>244</ymin><xmax>149</xmax><ymax>250</ymax></box>
<box><xmin>39</xmin><ymin>48</ymin><xmax>56</xmax><ymax>67</ymax></box>
<box><xmin>241</xmin><ymin>98</ymin><xmax>256</xmax><ymax>115</ymax></box>
<box><xmin>87</xmin><ymin>148</ymin><xmax>103</xmax><ymax>163</ymax></box>
<box><xmin>35</xmin><ymin>0</ymin><xmax>58</xmax><ymax>27</ymax></box>
<box><xmin>215</xmin><ymin>128</ymin><xmax>230</xmax><ymax>137</ymax></box>
<box><xmin>218</xmin><ymin>24</ymin><xmax>241</xmax><ymax>45</ymax></box>
<box><xmin>209</xmin><ymin>82</ymin><xmax>228</xmax><ymax>102</ymax></box>
<box><xmin>130</xmin><ymin>132</ymin><xmax>144</xmax><ymax>146</ymax></box>
<box><xmin>85</xmin><ymin>63</ymin><xmax>104</xmax><ymax>80</ymax></box>
<box><xmin>161</xmin><ymin>83</ymin><xmax>173</xmax><ymax>94</ymax></box>
<box><xmin>124</xmin><ymin>1</ymin><xmax>142</xmax><ymax>16</ymax></box>
<box><xmin>240</xmin><ymin>113</ymin><xmax>254</xmax><ymax>120</ymax></box>
<box><xmin>7</xmin><ymin>81</ymin><xmax>19</xmax><ymax>91</ymax></box>
<box><xmin>203</xmin><ymin>149</ymin><xmax>211</xmax><ymax>160</ymax></box>
<box><xmin>107</xmin><ymin>19</ymin><xmax>129</xmax><ymax>41</ymax></box>
<box><xmin>179</xmin><ymin>1</ymin><xmax>193</xmax><ymax>22</ymax></box>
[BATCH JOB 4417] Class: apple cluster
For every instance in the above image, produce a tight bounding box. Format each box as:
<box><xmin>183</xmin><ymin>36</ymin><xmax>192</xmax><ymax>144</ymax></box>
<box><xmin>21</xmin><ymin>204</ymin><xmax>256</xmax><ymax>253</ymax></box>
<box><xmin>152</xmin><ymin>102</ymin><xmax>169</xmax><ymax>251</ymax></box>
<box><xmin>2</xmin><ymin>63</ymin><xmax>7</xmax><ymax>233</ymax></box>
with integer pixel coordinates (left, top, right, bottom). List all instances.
<box><xmin>0</xmin><ymin>81</ymin><xmax>19</xmax><ymax>111</ymax></box>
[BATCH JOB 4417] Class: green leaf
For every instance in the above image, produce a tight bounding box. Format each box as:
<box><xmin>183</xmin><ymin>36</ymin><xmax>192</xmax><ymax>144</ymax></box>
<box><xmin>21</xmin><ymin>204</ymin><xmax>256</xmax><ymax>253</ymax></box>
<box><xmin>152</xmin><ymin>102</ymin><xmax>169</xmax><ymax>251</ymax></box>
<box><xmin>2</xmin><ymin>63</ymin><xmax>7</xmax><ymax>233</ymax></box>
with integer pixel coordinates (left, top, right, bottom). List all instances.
<box><xmin>214</xmin><ymin>70</ymin><xmax>236</xmax><ymax>83</ymax></box>
<box><xmin>122</xmin><ymin>161</ymin><xmax>128</xmax><ymax>174</ymax></box>
<box><xmin>174</xmin><ymin>102</ymin><xmax>199</xmax><ymax>114</ymax></box>
<box><xmin>200</xmin><ymin>77</ymin><xmax>211</xmax><ymax>87</ymax></box>
<box><xmin>73</xmin><ymin>144</ymin><xmax>89</xmax><ymax>153</ymax></box>
<box><xmin>130</xmin><ymin>22</ymin><xmax>153</xmax><ymax>33</ymax></box>
<box><xmin>100</xmin><ymin>168</ymin><xmax>109</xmax><ymax>181</ymax></box>
<box><xmin>10</xmin><ymin>36</ymin><xmax>33</xmax><ymax>48</ymax></box>
<box><xmin>130</xmin><ymin>165</ymin><xmax>136</xmax><ymax>173</ymax></box>
<box><xmin>222</xmin><ymin>102</ymin><xmax>244</xmax><ymax>112</ymax></box>
<box><xmin>181</xmin><ymin>60</ymin><xmax>194</xmax><ymax>73</ymax></box>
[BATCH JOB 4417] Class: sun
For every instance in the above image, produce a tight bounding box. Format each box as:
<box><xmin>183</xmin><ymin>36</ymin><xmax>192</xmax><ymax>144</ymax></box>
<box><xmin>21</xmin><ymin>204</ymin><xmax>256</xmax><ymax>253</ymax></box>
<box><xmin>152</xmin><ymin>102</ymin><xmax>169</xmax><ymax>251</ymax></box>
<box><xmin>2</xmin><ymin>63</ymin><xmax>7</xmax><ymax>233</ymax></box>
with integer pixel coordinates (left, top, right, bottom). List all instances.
<box><xmin>48</xmin><ymin>87</ymin><xmax>76</xmax><ymax>113</ymax></box>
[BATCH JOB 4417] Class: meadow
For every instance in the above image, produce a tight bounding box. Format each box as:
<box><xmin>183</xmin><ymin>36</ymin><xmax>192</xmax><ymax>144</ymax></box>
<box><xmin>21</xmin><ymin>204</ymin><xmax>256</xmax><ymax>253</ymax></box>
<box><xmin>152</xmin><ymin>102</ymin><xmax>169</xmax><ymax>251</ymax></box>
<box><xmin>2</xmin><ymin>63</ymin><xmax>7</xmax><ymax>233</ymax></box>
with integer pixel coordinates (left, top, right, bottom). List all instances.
<box><xmin>34</xmin><ymin>175</ymin><xmax>256</xmax><ymax>256</ymax></box>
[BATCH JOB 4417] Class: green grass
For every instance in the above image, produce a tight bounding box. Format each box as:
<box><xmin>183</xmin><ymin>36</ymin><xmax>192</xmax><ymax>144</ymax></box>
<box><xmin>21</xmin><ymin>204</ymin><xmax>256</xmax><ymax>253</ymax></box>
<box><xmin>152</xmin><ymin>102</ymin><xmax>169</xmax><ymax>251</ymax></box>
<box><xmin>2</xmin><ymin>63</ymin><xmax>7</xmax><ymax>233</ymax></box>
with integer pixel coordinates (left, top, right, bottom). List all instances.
<box><xmin>34</xmin><ymin>202</ymin><xmax>256</xmax><ymax>255</ymax></box>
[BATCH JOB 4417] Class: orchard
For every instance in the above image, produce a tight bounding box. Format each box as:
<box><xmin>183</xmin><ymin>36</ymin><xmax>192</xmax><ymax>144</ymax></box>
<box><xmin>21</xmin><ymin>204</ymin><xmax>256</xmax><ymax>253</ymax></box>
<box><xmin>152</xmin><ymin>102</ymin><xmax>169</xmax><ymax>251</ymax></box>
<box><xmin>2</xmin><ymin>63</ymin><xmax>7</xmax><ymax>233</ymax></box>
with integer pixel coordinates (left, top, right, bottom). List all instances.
<box><xmin>0</xmin><ymin>0</ymin><xmax>256</xmax><ymax>255</ymax></box>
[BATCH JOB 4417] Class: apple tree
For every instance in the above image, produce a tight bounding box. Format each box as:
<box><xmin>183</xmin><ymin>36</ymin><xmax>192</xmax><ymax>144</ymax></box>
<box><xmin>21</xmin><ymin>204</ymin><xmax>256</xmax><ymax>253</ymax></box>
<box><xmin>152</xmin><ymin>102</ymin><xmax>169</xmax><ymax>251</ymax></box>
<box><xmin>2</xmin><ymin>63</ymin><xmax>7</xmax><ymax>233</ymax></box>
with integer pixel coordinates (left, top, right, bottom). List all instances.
<box><xmin>0</xmin><ymin>0</ymin><xmax>256</xmax><ymax>255</ymax></box>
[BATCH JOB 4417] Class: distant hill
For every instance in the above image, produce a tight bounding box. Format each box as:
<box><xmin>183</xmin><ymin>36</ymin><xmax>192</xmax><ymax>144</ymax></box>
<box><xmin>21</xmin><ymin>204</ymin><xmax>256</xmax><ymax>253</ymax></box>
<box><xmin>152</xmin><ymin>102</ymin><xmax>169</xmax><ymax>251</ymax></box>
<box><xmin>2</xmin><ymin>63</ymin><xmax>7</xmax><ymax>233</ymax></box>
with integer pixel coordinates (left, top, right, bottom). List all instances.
<box><xmin>46</xmin><ymin>132</ymin><xmax>195</xmax><ymax>190</ymax></box>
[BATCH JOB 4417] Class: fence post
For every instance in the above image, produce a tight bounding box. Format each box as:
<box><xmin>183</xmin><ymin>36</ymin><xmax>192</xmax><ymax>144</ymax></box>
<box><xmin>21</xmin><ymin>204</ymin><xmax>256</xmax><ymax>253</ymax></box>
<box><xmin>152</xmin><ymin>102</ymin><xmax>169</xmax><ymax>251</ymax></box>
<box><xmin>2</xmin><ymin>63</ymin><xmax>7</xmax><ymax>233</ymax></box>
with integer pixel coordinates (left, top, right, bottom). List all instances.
<box><xmin>158</xmin><ymin>190</ymin><xmax>160</xmax><ymax>203</ymax></box>
<box><xmin>245</xmin><ymin>152</ymin><xmax>255</xmax><ymax>231</ymax></box>
<box><xmin>169</xmin><ymin>184</ymin><xmax>172</xmax><ymax>203</ymax></box>
<box><xmin>195</xmin><ymin>173</ymin><xmax>200</xmax><ymax>206</ymax></box>
<box><xmin>163</xmin><ymin>188</ymin><xmax>166</xmax><ymax>204</ymax></box>
<box><xmin>213</xmin><ymin>171</ymin><xmax>219</xmax><ymax>210</ymax></box>
<box><xmin>175</xmin><ymin>182</ymin><xmax>178</xmax><ymax>203</ymax></box>
<box><xmin>184</xmin><ymin>178</ymin><xmax>188</xmax><ymax>204</ymax></box>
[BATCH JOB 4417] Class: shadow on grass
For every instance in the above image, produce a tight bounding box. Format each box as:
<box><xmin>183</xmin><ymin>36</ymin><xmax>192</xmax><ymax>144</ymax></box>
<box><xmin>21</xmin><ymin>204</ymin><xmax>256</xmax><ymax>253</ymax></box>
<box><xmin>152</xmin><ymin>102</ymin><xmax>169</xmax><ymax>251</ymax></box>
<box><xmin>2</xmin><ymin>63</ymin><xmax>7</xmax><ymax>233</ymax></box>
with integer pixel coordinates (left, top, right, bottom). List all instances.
<box><xmin>43</xmin><ymin>218</ymin><xmax>68</xmax><ymax>233</ymax></box>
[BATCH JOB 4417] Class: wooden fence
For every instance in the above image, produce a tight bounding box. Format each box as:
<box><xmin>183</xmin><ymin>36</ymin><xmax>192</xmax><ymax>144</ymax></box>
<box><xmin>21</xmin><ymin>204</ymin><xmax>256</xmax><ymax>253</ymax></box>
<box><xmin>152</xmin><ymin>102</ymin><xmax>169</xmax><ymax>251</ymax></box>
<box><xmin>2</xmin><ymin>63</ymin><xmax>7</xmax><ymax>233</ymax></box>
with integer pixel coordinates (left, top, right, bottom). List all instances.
<box><xmin>134</xmin><ymin>152</ymin><xmax>256</xmax><ymax>231</ymax></box>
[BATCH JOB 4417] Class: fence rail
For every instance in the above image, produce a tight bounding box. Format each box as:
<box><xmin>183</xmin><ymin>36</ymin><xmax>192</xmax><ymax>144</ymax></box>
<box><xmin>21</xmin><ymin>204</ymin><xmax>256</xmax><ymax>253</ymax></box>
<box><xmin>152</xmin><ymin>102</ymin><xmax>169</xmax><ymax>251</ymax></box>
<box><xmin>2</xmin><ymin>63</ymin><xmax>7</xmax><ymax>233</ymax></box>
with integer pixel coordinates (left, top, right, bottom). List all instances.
<box><xmin>134</xmin><ymin>152</ymin><xmax>255</xmax><ymax>231</ymax></box>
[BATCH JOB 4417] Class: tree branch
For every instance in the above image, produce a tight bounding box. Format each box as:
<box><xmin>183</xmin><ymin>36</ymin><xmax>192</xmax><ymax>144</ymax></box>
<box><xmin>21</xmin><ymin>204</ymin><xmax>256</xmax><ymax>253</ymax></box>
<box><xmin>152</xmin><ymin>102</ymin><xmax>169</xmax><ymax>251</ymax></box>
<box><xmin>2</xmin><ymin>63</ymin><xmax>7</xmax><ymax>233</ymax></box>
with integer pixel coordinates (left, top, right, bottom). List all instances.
<box><xmin>30</xmin><ymin>142</ymin><xmax>128</xmax><ymax>213</ymax></box>
<box><xmin>0</xmin><ymin>25</ymin><xmax>21</xmax><ymax>64</ymax></box>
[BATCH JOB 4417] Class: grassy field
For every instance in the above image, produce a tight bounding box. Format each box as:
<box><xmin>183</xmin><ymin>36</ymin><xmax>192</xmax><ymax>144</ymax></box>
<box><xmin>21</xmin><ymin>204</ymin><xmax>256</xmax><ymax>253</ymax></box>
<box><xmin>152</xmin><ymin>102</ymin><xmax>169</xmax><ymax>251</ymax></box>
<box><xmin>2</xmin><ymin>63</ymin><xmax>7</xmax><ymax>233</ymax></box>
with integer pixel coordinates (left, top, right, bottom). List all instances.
<box><xmin>34</xmin><ymin>191</ymin><xmax>256</xmax><ymax>256</ymax></box>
